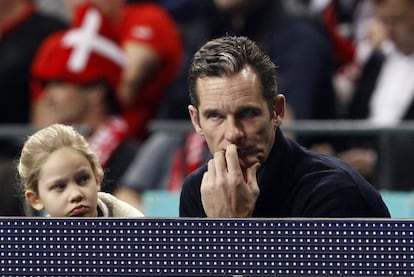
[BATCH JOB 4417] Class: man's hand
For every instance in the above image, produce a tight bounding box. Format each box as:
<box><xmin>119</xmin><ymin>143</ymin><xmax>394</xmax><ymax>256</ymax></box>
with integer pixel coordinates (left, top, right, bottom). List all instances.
<box><xmin>200</xmin><ymin>144</ymin><xmax>260</xmax><ymax>218</ymax></box>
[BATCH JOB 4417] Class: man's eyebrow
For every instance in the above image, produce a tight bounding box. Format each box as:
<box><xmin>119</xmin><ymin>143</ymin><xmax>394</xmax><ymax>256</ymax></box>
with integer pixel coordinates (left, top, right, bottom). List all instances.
<box><xmin>235</xmin><ymin>105</ymin><xmax>261</xmax><ymax>113</ymax></box>
<box><xmin>202</xmin><ymin>108</ymin><xmax>219</xmax><ymax>116</ymax></box>
<box><xmin>202</xmin><ymin>105</ymin><xmax>260</xmax><ymax>115</ymax></box>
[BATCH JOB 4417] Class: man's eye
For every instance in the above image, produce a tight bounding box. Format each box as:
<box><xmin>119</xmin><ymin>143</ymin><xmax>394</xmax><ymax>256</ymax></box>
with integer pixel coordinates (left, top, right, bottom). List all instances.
<box><xmin>238</xmin><ymin>108</ymin><xmax>259</xmax><ymax>119</ymax></box>
<box><xmin>206</xmin><ymin>112</ymin><xmax>221</xmax><ymax>120</ymax></box>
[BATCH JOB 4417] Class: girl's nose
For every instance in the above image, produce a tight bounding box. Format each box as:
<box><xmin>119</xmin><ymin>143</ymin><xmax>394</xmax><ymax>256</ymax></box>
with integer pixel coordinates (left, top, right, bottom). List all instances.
<box><xmin>68</xmin><ymin>185</ymin><xmax>83</xmax><ymax>203</ymax></box>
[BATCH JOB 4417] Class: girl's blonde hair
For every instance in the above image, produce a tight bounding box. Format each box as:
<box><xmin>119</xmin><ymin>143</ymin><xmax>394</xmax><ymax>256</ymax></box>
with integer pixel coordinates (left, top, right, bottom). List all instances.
<box><xmin>17</xmin><ymin>124</ymin><xmax>104</xmax><ymax>194</ymax></box>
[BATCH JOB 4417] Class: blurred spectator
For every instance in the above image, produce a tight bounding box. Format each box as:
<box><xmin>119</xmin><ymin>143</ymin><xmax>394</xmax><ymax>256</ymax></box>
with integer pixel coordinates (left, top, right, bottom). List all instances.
<box><xmin>313</xmin><ymin>0</ymin><xmax>382</xmax><ymax>115</ymax></box>
<box><xmin>0</xmin><ymin>0</ymin><xmax>67</xmax><ymax>216</ymax></box>
<box><xmin>0</xmin><ymin>0</ymin><xmax>67</xmax><ymax>157</ymax></box>
<box><xmin>333</xmin><ymin>0</ymin><xmax>414</xmax><ymax>190</ymax></box>
<box><xmin>63</xmin><ymin>0</ymin><xmax>183</xmax><ymax>141</ymax></box>
<box><xmin>114</xmin><ymin>131</ymin><xmax>209</xmax><ymax>210</ymax></box>
<box><xmin>31</xmin><ymin>3</ymin><xmax>139</xmax><ymax>193</ymax></box>
<box><xmin>35</xmin><ymin>0</ymin><xmax>68</xmax><ymax>22</ymax></box>
<box><xmin>0</xmin><ymin>159</ymin><xmax>25</xmax><ymax>215</ymax></box>
<box><xmin>284</xmin><ymin>0</ymin><xmax>379</xmax><ymax>116</ymax></box>
<box><xmin>285</xmin><ymin>0</ymin><xmax>360</xmax><ymax>66</ymax></box>
<box><xmin>159</xmin><ymin>0</ymin><xmax>337</xmax><ymax>122</ymax></box>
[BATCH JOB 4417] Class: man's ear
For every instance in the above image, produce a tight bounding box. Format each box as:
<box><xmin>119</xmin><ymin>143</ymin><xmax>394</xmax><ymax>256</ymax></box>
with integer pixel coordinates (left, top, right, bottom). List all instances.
<box><xmin>25</xmin><ymin>190</ymin><xmax>44</xmax><ymax>211</ymax></box>
<box><xmin>273</xmin><ymin>94</ymin><xmax>286</xmax><ymax>127</ymax></box>
<box><xmin>188</xmin><ymin>105</ymin><xmax>203</xmax><ymax>135</ymax></box>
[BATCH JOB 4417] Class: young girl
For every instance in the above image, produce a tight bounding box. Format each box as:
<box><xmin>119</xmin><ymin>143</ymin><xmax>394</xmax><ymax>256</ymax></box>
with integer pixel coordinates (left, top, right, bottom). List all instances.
<box><xmin>17</xmin><ymin>123</ymin><xmax>144</xmax><ymax>217</ymax></box>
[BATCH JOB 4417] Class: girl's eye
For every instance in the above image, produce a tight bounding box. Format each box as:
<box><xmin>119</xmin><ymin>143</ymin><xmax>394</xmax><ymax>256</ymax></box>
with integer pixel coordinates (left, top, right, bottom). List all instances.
<box><xmin>51</xmin><ymin>183</ymin><xmax>66</xmax><ymax>192</ymax></box>
<box><xmin>77</xmin><ymin>174</ymin><xmax>90</xmax><ymax>185</ymax></box>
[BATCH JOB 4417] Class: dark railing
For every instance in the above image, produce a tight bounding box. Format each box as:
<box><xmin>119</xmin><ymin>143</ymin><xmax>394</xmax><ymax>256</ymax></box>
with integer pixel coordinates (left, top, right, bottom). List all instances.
<box><xmin>149</xmin><ymin>120</ymin><xmax>414</xmax><ymax>190</ymax></box>
<box><xmin>149</xmin><ymin>119</ymin><xmax>414</xmax><ymax>134</ymax></box>
<box><xmin>2</xmin><ymin>120</ymin><xmax>414</xmax><ymax>190</ymax></box>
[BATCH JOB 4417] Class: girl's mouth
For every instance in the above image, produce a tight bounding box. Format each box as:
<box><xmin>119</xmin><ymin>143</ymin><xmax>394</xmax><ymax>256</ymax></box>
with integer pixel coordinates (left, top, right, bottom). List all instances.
<box><xmin>69</xmin><ymin>206</ymin><xmax>88</xmax><ymax>217</ymax></box>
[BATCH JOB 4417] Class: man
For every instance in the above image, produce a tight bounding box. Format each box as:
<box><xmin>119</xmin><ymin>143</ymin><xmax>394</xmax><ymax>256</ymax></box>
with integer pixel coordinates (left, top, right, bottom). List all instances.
<box><xmin>0</xmin><ymin>0</ymin><xmax>67</xmax><ymax>158</ymax></box>
<box><xmin>63</xmin><ymin>0</ymin><xmax>183</xmax><ymax>141</ymax></box>
<box><xmin>179</xmin><ymin>36</ymin><xmax>390</xmax><ymax>218</ymax></box>
<box><xmin>31</xmin><ymin>4</ymin><xmax>138</xmax><ymax>193</ymax></box>
<box><xmin>0</xmin><ymin>0</ymin><xmax>67</xmax><ymax>216</ymax></box>
<box><xmin>0</xmin><ymin>0</ymin><xmax>67</xmax><ymax>125</ymax></box>
<box><xmin>336</xmin><ymin>0</ymin><xmax>414</xmax><ymax>190</ymax></box>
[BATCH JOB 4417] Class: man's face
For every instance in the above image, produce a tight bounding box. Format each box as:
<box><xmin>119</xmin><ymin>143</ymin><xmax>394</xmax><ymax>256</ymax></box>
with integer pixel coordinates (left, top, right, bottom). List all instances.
<box><xmin>44</xmin><ymin>81</ymin><xmax>90</xmax><ymax>125</ymax></box>
<box><xmin>188</xmin><ymin>65</ymin><xmax>284</xmax><ymax>172</ymax></box>
<box><xmin>375</xmin><ymin>0</ymin><xmax>414</xmax><ymax>54</ymax></box>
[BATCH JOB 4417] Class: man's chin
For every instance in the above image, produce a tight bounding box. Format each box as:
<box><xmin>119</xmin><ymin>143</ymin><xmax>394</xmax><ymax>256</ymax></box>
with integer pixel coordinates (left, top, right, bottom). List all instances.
<box><xmin>239</xmin><ymin>158</ymin><xmax>255</xmax><ymax>170</ymax></box>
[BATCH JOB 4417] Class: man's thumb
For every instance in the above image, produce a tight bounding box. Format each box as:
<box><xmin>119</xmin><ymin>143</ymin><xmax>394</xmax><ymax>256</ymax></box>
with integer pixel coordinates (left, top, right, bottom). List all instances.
<box><xmin>246</xmin><ymin>162</ymin><xmax>261</xmax><ymax>182</ymax></box>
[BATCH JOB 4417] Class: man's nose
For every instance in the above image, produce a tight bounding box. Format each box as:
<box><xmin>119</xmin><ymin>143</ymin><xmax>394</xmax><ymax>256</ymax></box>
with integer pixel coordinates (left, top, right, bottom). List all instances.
<box><xmin>224</xmin><ymin>117</ymin><xmax>243</xmax><ymax>143</ymax></box>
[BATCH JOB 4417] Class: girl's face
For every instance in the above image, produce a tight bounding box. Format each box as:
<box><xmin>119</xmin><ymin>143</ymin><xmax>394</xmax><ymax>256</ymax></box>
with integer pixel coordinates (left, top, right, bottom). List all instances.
<box><xmin>25</xmin><ymin>147</ymin><xmax>101</xmax><ymax>217</ymax></box>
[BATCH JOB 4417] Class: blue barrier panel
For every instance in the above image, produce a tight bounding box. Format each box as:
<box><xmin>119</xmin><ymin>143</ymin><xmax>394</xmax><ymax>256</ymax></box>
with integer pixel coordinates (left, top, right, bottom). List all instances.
<box><xmin>0</xmin><ymin>218</ymin><xmax>413</xmax><ymax>276</ymax></box>
<box><xmin>380</xmin><ymin>191</ymin><xmax>414</xmax><ymax>218</ymax></box>
<box><xmin>142</xmin><ymin>190</ymin><xmax>180</xmax><ymax>217</ymax></box>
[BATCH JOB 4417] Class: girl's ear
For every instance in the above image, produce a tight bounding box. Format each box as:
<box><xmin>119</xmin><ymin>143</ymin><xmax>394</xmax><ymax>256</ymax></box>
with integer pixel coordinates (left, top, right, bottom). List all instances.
<box><xmin>25</xmin><ymin>190</ymin><xmax>44</xmax><ymax>211</ymax></box>
<box><xmin>95</xmin><ymin>174</ymin><xmax>102</xmax><ymax>191</ymax></box>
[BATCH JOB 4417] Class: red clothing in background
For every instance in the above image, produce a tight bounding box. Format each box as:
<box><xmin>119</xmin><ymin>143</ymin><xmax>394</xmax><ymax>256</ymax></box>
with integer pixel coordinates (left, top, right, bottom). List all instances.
<box><xmin>116</xmin><ymin>3</ymin><xmax>183</xmax><ymax>140</ymax></box>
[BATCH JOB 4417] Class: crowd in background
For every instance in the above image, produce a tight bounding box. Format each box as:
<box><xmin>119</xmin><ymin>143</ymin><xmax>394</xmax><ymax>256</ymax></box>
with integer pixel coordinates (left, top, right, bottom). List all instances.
<box><xmin>0</xmin><ymin>0</ymin><xmax>413</xmax><ymax>215</ymax></box>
